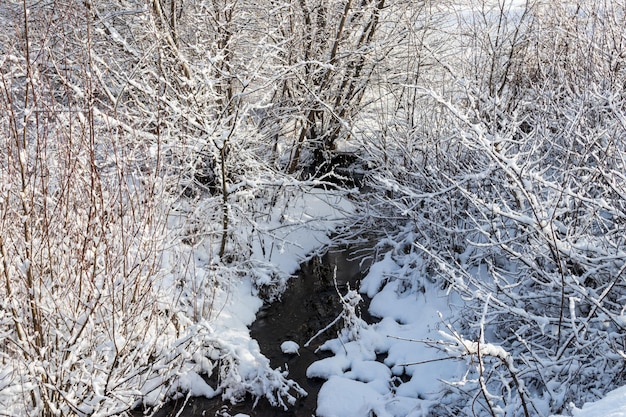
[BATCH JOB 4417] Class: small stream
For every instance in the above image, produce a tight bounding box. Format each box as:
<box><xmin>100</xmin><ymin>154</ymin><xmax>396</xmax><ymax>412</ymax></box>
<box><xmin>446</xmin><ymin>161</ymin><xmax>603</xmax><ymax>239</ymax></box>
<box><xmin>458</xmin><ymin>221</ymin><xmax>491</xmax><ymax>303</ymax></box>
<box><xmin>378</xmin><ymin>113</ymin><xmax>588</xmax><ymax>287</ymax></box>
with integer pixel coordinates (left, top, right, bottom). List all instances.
<box><xmin>152</xmin><ymin>246</ymin><xmax>371</xmax><ymax>417</ymax></box>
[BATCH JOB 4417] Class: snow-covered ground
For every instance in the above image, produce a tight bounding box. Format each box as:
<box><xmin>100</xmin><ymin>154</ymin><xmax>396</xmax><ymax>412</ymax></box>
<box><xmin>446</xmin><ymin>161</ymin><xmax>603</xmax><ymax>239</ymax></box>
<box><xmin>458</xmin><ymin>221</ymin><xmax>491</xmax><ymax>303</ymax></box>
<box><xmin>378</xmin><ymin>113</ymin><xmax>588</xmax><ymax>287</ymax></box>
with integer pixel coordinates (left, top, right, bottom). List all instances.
<box><xmin>193</xmin><ymin>186</ymin><xmax>626</xmax><ymax>417</ymax></box>
<box><xmin>551</xmin><ymin>386</ymin><xmax>626</xmax><ymax>417</ymax></box>
<box><xmin>193</xmin><ymin>187</ymin><xmax>469</xmax><ymax>416</ymax></box>
<box><xmin>309</xmin><ymin>250</ymin><xmax>466</xmax><ymax>417</ymax></box>
<box><xmin>167</xmin><ymin>185</ymin><xmax>474</xmax><ymax>417</ymax></box>
<box><xmin>159</xmin><ymin>187</ymin><xmax>356</xmax><ymax>410</ymax></box>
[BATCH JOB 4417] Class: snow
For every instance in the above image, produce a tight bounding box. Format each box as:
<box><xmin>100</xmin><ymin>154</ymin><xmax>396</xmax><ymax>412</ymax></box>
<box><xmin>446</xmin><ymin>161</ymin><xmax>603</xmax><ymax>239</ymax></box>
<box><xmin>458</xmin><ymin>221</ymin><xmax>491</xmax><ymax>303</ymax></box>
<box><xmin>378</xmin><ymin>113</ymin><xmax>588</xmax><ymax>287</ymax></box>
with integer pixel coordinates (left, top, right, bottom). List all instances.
<box><xmin>175</xmin><ymin>372</ymin><xmax>217</xmax><ymax>398</ymax></box>
<box><xmin>316</xmin><ymin>376</ymin><xmax>387</xmax><ymax>417</ymax></box>
<box><xmin>311</xmin><ymin>251</ymin><xmax>466</xmax><ymax>417</ymax></box>
<box><xmin>280</xmin><ymin>341</ymin><xmax>300</xmax><ymax>355</ymax></box>
<box><xmin>551</xmin><ymin>386</ymin><xmax>626</xmax><ymax>417</ymax></box>
<box><xmin>187</xmin><ymin>188</ymin><xmax>354</xmax><ymax>406</ymax></box>
<box><xmin>306</xmin><ymin>355</ymin><xmax>352</xmax><ymax>379</ymax></box>
<box><xmin>3</xmin><ymin>0</ymin><xmax>626</xmax><ymax>414</ymax></box>
<box><xmin>312</xmin><ymin>237</ymin><xmax>626</xmax><ymax>417</ymax></box>
<box><xmin>15</xmin><ymin>167</ymin><xmax>626</xmax><ymax>416</ymax></box>
<box><xmin>344</xmin><ymin>360</ymin><xmax>391</xmax><ymax>383</ymax></box>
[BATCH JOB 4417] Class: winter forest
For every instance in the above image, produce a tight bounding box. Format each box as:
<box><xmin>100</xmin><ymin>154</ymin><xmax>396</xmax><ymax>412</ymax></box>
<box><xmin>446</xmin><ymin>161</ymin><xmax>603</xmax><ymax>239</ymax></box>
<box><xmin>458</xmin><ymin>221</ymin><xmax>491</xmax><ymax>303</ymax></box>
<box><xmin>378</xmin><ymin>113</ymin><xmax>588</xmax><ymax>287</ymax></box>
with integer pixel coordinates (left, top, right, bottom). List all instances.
<box><xmin>1</xmin><ymin>0</ymin><xmax>626</xmax><ymax>416</ymax></box>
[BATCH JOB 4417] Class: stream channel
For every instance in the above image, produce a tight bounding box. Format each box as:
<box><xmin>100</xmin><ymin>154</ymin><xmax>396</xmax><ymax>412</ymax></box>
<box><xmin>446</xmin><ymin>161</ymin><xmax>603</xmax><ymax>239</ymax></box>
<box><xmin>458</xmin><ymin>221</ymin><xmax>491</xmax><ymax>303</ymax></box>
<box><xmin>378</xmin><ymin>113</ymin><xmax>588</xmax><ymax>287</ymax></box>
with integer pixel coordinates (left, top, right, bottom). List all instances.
<box><xmin>154</xmin><ymin>245</ymin><xmax>373</xmax><ymax>417</ymax></box>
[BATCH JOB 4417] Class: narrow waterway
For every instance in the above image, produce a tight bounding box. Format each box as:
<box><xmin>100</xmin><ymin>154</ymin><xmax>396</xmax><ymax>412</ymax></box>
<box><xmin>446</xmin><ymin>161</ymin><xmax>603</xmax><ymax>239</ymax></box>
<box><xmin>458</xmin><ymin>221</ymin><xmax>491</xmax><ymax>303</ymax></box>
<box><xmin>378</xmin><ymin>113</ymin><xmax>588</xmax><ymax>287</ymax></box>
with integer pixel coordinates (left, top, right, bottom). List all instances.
<box><xmin>152</xmin><ymin>245</ymin><xmax>371</xmax><ymax>417</ymax></box>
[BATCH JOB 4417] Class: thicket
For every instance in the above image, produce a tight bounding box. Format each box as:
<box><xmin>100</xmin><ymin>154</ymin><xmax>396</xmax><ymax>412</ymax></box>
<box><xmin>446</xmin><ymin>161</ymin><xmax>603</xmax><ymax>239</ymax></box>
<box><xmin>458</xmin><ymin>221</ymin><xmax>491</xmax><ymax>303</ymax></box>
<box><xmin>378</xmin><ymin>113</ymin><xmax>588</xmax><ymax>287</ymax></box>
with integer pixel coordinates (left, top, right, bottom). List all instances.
<box><xmin>357</xmin><ymin>1</ymin><xmax>626</xmax><ymax>415</ymax></box>
<box><xmin>1</xmin><ymin>0</ymin><xmax>625</xmax><ymax>415</ymax></box>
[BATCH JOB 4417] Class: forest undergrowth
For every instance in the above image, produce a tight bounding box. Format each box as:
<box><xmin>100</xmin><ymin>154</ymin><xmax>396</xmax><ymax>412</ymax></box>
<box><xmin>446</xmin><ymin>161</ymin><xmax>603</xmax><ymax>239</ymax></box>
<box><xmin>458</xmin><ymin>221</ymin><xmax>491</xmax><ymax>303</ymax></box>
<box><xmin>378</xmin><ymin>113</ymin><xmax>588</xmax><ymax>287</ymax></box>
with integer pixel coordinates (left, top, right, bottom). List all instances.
<box><xmin>1</xmin><ymin>0</ymin><xmax>625</xmax><ymax>416</ymax></box>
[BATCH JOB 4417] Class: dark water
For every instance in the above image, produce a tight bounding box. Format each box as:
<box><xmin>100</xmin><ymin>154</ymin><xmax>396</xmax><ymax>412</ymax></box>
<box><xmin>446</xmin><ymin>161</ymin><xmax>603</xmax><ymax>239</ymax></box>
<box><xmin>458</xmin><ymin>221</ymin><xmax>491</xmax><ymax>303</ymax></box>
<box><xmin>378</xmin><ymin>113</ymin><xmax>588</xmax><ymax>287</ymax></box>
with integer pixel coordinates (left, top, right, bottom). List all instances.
<box><xmin>147</xmin><ymin>246</ymin><xmax>371</xmax><ymax>417</ymax></box>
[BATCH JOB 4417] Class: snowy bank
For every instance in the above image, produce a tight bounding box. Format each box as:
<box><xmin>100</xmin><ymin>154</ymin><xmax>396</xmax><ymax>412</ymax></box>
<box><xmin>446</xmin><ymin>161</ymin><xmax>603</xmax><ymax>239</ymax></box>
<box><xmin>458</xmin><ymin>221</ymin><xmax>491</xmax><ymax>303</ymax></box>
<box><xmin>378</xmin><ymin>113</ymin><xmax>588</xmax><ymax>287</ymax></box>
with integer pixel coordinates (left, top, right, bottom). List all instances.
<box><xmin>552</xmin><ymin>386</ymin><xmax>626</xmax><ymax>417</ymax></box>
<box><xmin>159</xmin><ymin>187</ymin><xmax>355</xmax><ymax>410</ymax></box>
<box><xmin>311</xmin><ymin>248</ymin><xmax>466</xmax><ymax>417</ymax></box>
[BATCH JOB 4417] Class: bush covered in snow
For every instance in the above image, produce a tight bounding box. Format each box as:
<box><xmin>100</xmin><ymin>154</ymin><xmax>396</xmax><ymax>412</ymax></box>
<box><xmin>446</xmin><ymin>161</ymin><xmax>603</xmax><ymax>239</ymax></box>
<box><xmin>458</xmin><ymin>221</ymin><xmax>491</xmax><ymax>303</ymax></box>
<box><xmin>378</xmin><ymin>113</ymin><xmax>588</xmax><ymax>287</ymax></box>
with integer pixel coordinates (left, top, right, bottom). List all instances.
<box><xmin>3</xmin><ymin>0</ymin><xmax>626</xmax><ymax>416</ymax></box>
<box><xmin>348</xmin><ymin>1</ymin><xmax>626</xmax><ymax>416</ymax></box>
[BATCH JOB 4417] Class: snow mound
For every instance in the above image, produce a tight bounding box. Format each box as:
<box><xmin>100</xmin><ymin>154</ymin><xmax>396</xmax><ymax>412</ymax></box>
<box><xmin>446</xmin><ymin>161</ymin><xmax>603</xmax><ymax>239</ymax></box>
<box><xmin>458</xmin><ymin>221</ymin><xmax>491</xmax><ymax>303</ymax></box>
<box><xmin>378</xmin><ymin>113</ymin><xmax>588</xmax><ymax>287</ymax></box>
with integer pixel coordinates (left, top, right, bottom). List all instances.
<box><xmin>317</xmin><ymin>376</ymin><xmax>386</xmax><ymax>417</ymax></box>
<box><xmin>312</xmin><ymin>249</ymin><xmax>464</xmax><ymax>417</ymax></box>
<box><xmin>280</xmin><ymin>341</ymin><xmax>300</xmax><ymax>355</ymax></box>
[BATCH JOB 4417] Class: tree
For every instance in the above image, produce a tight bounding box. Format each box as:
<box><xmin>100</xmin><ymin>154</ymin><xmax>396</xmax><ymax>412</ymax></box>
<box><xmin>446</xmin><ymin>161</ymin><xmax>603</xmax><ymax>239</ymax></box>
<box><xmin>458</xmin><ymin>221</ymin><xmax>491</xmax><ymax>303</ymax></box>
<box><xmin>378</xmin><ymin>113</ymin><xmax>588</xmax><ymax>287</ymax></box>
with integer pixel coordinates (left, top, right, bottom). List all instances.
<box><xmin>257</xmin><ymin>0</ymin><xmax>393</xmax><ymax>176</ymax></box>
